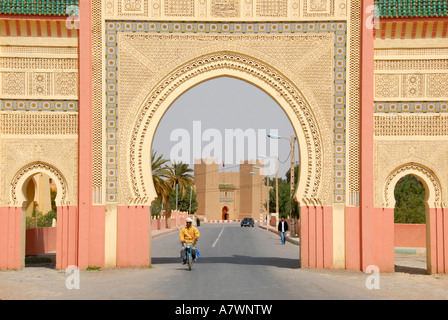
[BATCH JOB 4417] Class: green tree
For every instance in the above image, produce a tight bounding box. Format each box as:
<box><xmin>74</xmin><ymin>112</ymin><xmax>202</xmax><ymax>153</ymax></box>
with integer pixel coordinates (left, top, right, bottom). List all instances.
<box><xmin>394</xmin><ymin>175</ymin><xmax>426</xmax><ymax>224</ymax></box>
<box><xmin>165</xmin><ymin>161</ymin><xmax>195</xmax><ymax>228</ymax></box>
<box><xmin>285</xmin><ymin>164</ymin><xmax>300</xmax><ymax>219</ymax></box>
<box><xmin>169</xmin><ymin>185</ymin><xmax>198</xmax><ymax>214</ymax></box>
<box><xmin>151</xmin><ymin>150</ymin><xmax>172</xmax><ymax>219</ymax></box>
<box><xmin>266</xmin><ymin>178</ymin><xmax>299</xmax><ymax>219</ymax></box>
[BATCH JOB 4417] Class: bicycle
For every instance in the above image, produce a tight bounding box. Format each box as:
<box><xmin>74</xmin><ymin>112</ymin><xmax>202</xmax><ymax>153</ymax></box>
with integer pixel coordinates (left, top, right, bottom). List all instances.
<box><xmin>182</xmin><ymin>241</ymin><xmax>199</xmax><ymax>271</ymax></box>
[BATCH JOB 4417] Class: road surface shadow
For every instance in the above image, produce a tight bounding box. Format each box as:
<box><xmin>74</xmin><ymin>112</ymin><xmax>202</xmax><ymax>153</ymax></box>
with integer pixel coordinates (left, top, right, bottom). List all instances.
<box><xmin>152</xmin><ymin>255</ymin><xmax>300</xmax><ymax>269</ymax></box>
<box><xmin>394</xmin><ymin>265</ymin><xmax>427</xmax><ymax>275</ymax></box>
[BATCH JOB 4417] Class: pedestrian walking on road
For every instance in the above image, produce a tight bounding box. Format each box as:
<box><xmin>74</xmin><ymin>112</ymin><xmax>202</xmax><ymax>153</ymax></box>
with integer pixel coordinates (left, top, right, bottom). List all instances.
<box><xmin>278</xmin><ymin>217</ymin><xmax>289</xmax><ymax>245</ymax></box>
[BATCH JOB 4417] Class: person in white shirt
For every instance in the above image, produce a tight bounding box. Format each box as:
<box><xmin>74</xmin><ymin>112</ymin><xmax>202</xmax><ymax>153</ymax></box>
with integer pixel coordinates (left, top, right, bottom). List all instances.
<box><xmin>277</xmin><ymin>217</ymin><xmax>289</xmax><ymax>245</ymax></box>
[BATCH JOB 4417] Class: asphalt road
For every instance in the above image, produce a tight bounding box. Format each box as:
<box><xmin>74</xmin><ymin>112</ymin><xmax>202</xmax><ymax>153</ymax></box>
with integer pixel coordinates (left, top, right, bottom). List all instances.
<box><xmin>149</xmin><ymin>223</ymin><xmax>379</xmax><ymax>300</ymax></box>
<box><xmin>4</xmin><ymin>223</ymin><xmax>446</xmax><ymax>300</ymax></box>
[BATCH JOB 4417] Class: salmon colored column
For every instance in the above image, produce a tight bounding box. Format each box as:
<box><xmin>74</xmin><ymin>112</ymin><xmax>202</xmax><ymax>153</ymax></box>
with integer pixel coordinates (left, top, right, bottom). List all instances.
<box><xmin>89</xmin><ymin>206</ymin><xmax>106</xmax><ymax>268</ymax></box>
<box><xmin>360</xmin><ymin>0</ymin><xmax>375</xmax><ymax>272</ymax></box>
<box><xmin>316</xmin><ymin>206</ymin><xmax>324</xmax><ymax>268</ymax></box>
<box><xmin>308</xmin><ymin>205</ymin><xmax>316</xmax><ymax>268</ymax></box>
<box><xmin>428</xmin><ymin>208</ymin><xmax>437</xmax><ymax>274</ymax></box>
<box><xmin>78</xmin><ymin>0</ymin><xmax>93</xmax><ymax>270</ymax></box>
<box><xmin>373</xmin><ymin>208</ymin><xmax>394</xmax><ymax>273</ymax></box>
<box><xmin>428</xmin><ymin>207</ymin><xmax>448</xmax><ymax>274</ymax></box>
<box><xmin>0</xmin><ymin>207</ymin><xmax>21</xmax><ymax>269</ymax></box>
<box><xmin>117</xmin><ymin>206</ymin><xmax>151</xmax><ymax>267</ymax></box>
<box><xmin>442</xmin><ymin>208</ymin><xmax>448</xmax><ymax>273</ymax></box>
<box><xmin>300</xmin><ymin>206</ymin><xmax>309</xmax><ymax>268</ymax></box>
<box><xmin>56</xmin><ymin>206</ymin><xmax>79</xmax><ymax>269</ymax></box>
<box><xmin>323</xmin><ymin>206</ymin><xmax>333</xmax><ymax>269</ymax></box>
<box><xmin>345</xmin><ymin>207</ymin><xmax>361</xmax><ymax>270</ymax></box>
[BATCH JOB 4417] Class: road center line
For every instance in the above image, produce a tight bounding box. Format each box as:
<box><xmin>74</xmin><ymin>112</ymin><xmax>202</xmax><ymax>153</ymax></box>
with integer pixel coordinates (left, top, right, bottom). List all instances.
<box><xmin>212</xmin><ymin>227</ymin><xmax>225</xmax><ymax>248</ymax></box>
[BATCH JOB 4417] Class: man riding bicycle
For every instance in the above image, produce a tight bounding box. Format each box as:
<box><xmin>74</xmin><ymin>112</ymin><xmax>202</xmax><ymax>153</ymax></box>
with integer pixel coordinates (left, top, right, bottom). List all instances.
<box><xmin>179</xmin><ymin>217</ymin><xmax>200</xmax><ymax>264</ymax></box>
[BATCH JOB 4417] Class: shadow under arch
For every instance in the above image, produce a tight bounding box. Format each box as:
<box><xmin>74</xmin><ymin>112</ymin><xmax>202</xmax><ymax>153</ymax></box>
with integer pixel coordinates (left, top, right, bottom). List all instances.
<box><xmin>127</xmin><ymin>51</ymin><xmax>325</xmax><ymax>208</ymax></box>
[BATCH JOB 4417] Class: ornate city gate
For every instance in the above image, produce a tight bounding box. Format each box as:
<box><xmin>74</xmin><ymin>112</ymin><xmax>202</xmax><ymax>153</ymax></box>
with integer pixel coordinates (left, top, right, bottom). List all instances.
<box><xmin>0</xmin><ymin>0</ymin><xmax>447</xmax><ymax>274</ymax></box>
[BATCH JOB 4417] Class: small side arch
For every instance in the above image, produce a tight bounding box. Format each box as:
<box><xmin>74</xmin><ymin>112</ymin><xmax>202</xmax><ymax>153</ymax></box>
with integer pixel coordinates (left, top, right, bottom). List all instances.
<box><xmin>10</xmin><ymin>162</ymin><xmax>69</xmax><ymax>207</ymax></box>
<box><xmin>383</xmin><ymin>162</ymin><xmax>442</xmax><ymax>209</ymax></box>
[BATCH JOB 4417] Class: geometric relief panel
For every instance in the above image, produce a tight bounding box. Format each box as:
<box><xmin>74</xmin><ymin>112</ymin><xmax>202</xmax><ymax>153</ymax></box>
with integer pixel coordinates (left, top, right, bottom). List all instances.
<box><xmin>374</xmin><ymin>115</ymin><xmax>448</xmax><ymax>136</ymax></box>
<box><xmin>427</xmin><ymin>73</ymin><xmax>448</xmax><ymax>98</ymax></box>
<box><xmin>256</xmin><ymin>0</ymin><xmax>288</xmax><ymax>17</ymax></box>
<box><xmin>28</xmin><ymin>72</ymin><xmax>52</xmax><ymax>96</ymax></box>
<box><xmin>211</xmin><ymin>0</ymin><xmax>241</xmax><ymax>18</ymax></box>
<box><xmin>402</xmin><ymin>74</ymin><xmax>424</xmax><ymax>98</ymax></box>
<box><xmin>54</xmin><ymin>72</ymin><xmax>79</xmax><ymax>96</ymax></box>
<box><xmin>2</xmin><ymin>72</ymin><xmax>26</xmax><ymax>96</ymax></box>
<box><xmin>118</xmin><ymin>0</ymin><xmax>148</xmax><ymax>16</ymax></box>
<box><xmin>375</xmin><ymin>73</ymin><xmax>448</xmax><ymax>100</ymax></box>
<box><xmin>163</xmin><ymin>0</ymin><xmax>195</xmax><ymax>17</ymax></box>
<box><xmin>304</xmin><ymin>0</ymin><xmax>333</xmax><ymax>16</ymax></box>
<box><xmin>375</xmin><ymin>74</ymin><xmax>399</xmax><ymax>99</ymax></box>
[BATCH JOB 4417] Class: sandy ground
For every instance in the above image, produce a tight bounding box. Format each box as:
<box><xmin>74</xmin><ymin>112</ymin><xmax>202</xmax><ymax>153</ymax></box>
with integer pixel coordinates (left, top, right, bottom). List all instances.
<box><xmin>305</xmin><ymin>253</ymin><xmax>448</xmax><ymax>300</ymax></box>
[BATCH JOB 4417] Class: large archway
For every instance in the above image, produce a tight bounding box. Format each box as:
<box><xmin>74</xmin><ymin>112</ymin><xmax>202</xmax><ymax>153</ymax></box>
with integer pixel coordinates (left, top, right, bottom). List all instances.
<box><xmin>129</xmin><ymin>52</ymin><xmax>323</xmax><ymax>208</ymax></box>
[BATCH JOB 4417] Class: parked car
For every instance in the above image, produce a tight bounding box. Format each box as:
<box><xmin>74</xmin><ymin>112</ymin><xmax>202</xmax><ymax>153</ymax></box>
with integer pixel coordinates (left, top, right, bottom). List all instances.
<box><xmin>241</xmin><ymin>217</ymin><xmax>254</xmax><ymax>227</ymax></box>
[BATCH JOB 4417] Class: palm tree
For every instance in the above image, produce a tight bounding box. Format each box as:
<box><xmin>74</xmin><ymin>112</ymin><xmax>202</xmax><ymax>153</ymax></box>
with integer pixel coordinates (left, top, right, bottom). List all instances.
<box><xmin>165</xmin><ymin>161</ymin><xmax>194</xmax><ymax>228</ymax></box>
<box><xmin>151</xmin><ymin>151</ymin><xmax>172</xmax><ymax>216</ymax></box>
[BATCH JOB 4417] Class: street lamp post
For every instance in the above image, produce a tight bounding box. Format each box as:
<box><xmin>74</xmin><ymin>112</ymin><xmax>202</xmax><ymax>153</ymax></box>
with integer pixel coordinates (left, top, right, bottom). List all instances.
<box><xmin>253</xmin><ymin>165</ymin><xmax>269</xmax><ymax>227</ymax></box>
<box><xmin>267</xmin><ymin>134</ymin><xmax>297</xmax><ymax>237</ymax></box>
<box><xmin>258</xmin><ymin>154</ymin><xmax>279</xmax><ymax>230</ymax></box>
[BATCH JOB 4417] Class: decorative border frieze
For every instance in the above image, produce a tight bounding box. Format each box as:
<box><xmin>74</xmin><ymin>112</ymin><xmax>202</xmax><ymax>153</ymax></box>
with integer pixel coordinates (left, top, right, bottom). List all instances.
<box><xmin>374</xmin><ymin>101</ymin><xmax>448</xmax><ymax>114</ymax></box>
<box><xmin>105</xmin><ymin>20</ymin><xmax>347</xmax><ymax>203</ymax></box>
<box><xmin>0</xmin><ymin>100</ymin><xmax>78</xmax><ymax>112</ymax></box>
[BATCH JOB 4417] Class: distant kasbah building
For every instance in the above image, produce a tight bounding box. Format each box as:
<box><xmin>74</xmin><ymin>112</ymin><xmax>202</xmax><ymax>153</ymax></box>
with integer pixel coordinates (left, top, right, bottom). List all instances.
<box><xmin>194</xmin><ymin>159</ymin><xmax>268</xmax><ymax>222</ymax></box>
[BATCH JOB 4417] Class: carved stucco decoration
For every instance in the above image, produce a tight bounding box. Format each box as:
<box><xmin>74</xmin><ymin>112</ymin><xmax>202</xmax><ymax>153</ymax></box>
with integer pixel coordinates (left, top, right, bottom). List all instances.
<box><xmin>375</xmin><ymin>140</ymin><xmax>447</xmax><ymax>209</ymax></box>
<box><xmin>105</xmin><ymin>24</ymin><xmax>341</xmax><ymax>207</ymax></box>
<box><xmin>382</xmin><ymin>163</ymin><xmax>443</xmax><ymax>209</ymax></box>
<box><xmin>10</xmin><ymin>162</ymin><xmax>69</xmax><ymax>207</ymax></box>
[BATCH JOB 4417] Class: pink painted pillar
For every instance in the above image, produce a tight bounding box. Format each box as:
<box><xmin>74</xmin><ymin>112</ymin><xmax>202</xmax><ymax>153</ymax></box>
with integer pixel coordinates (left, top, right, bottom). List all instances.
<box><xmin>360</xmin><ymin>0</ymin><xmax>375</xmax><ymax>272</ymax></box>
<box><xmin>323</xmin><ymin>206</ymin><xmax>333</xmax><ymax>269</ymax></box>
<box><xmin>316</xmin><ymin>206</ymin><xmax>324</xmax><ymax>268</ymax></box>
<box><xmin>0</xmin><ymin>207</ymin><xmax>22</xmax><ymax>270</ymax></box>
<box><xmin>308</xmin><ymin>206</ymin><xmax>316</xmax><ymax>268</ymax></box>
<box><xmin>436</xmin><ymin>207</ymin><xmax>444</xmax><ymax>273</ymax></box>
<box><xmin>429</xmin><ymin>208</ymin><xmax>437</xmax><ymax>274</ymax></box>
<box><xmin>78</xmin><ymin>0</ymin><xmax>93</xmax><ymax>270</ymax></box>
<box><xmin>300</xmin><ymin>206</ymin><xmax>309</xmax><ymax>268</ymax></box>
<box><xmin>345</xmin><ymin>207</ymin><xmax>361</xmax><ymax>271</ymax></box>
<box><xmin>373</xmin><ymin>208</ymin><xmax>394</xmax><ymax>273</ymax></box>
<box><xmin>444</xmin><ymin>207</ymin><xmax>448</xmax><ymax>273</ymax></box>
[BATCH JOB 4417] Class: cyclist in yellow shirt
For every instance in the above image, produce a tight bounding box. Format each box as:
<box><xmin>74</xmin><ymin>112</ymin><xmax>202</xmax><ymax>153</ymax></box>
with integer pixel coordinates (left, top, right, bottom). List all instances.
<box><xmin>179</xmin><ymin>217</ymin><xmax>200</xmax><ymax>264</ymax></box>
